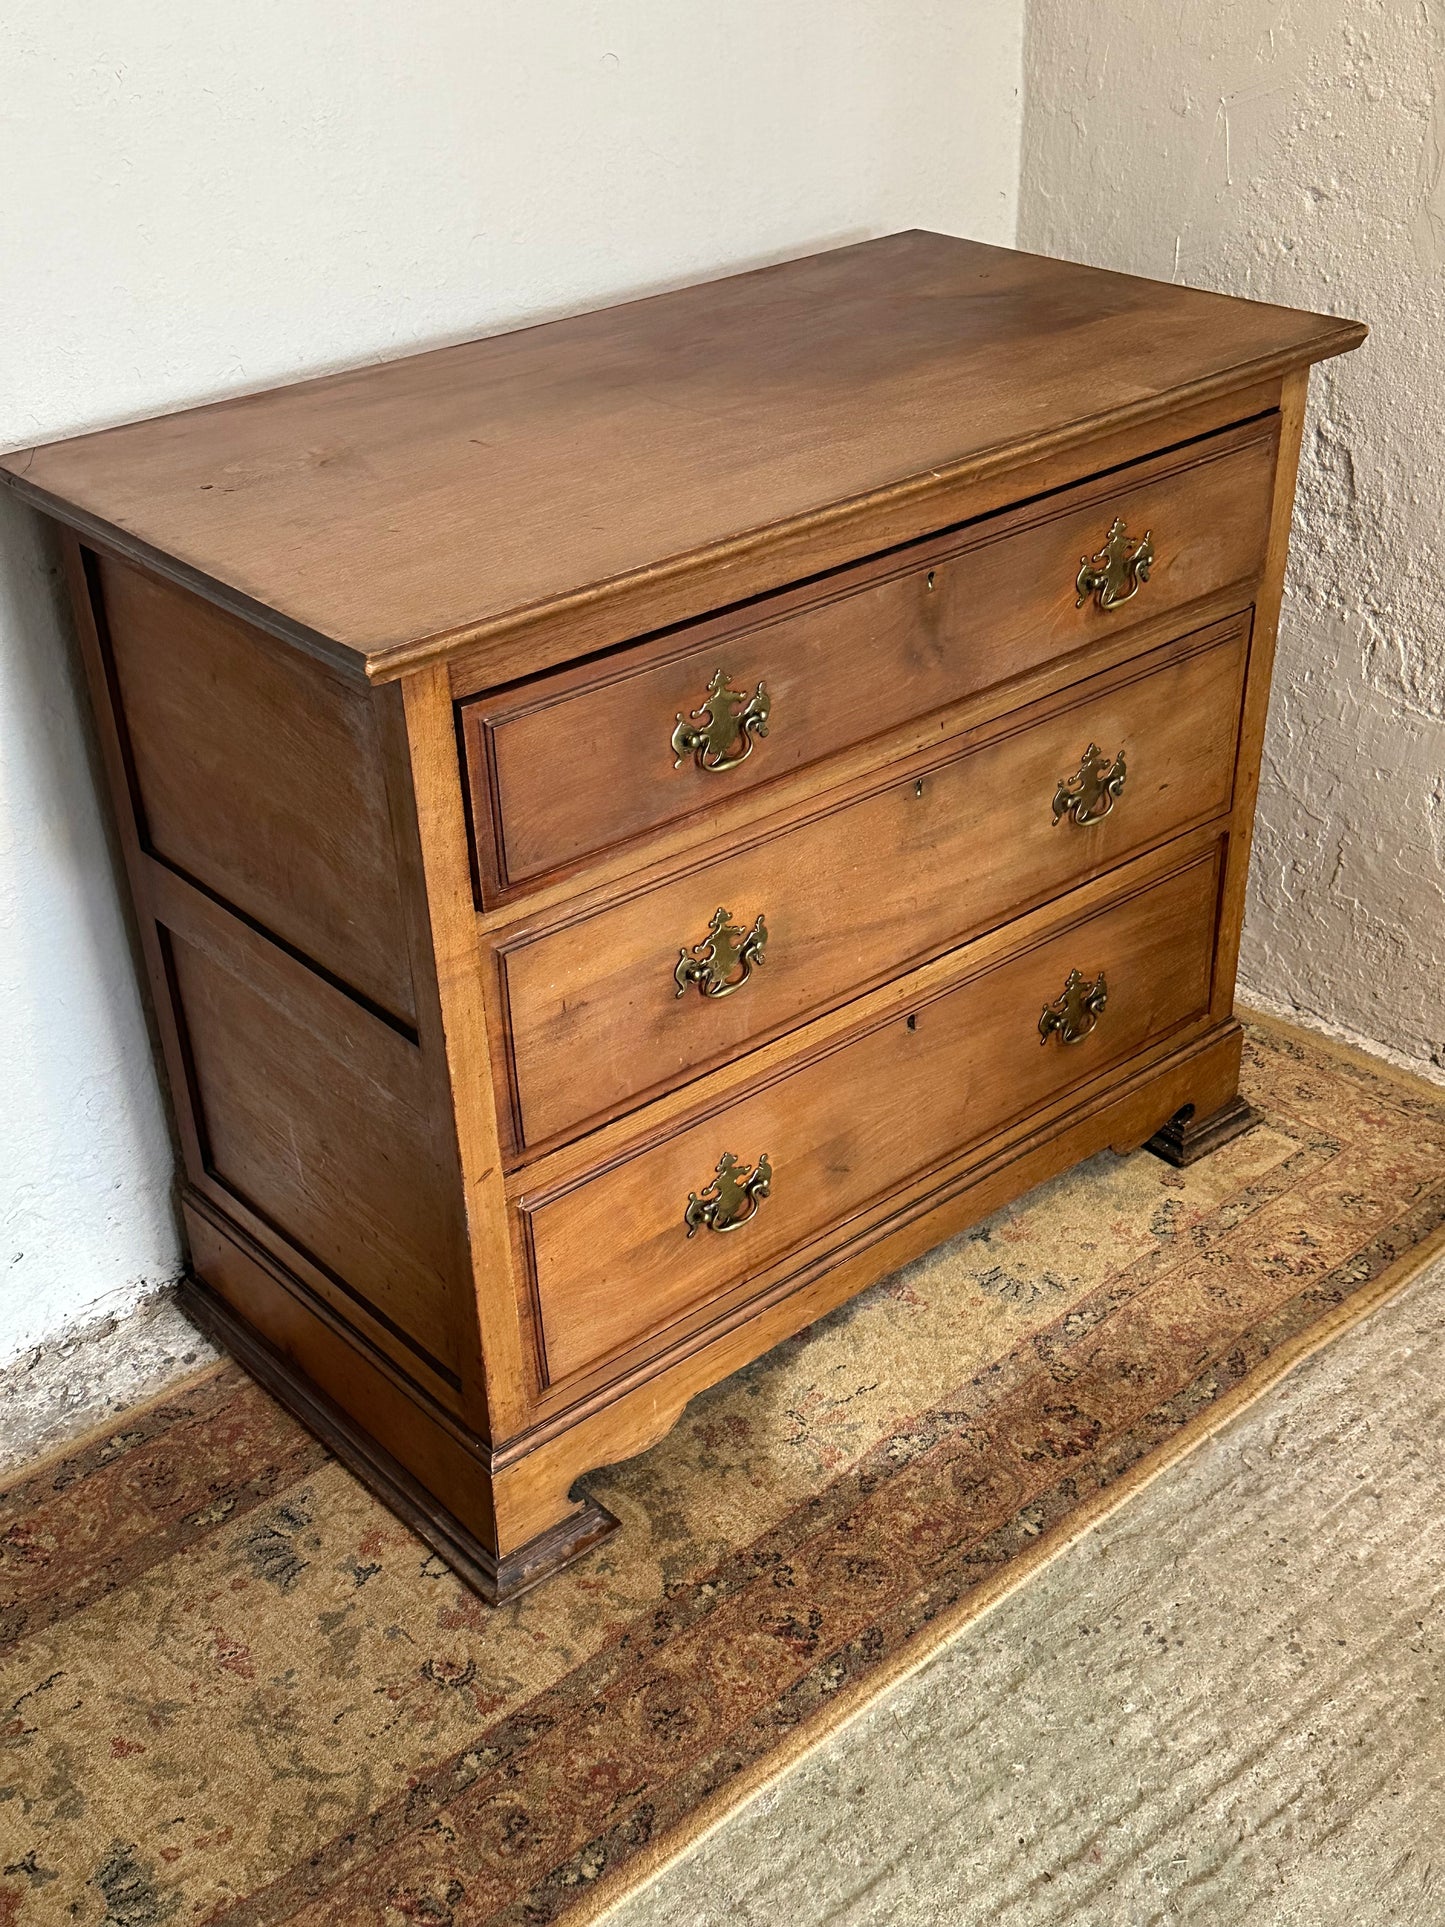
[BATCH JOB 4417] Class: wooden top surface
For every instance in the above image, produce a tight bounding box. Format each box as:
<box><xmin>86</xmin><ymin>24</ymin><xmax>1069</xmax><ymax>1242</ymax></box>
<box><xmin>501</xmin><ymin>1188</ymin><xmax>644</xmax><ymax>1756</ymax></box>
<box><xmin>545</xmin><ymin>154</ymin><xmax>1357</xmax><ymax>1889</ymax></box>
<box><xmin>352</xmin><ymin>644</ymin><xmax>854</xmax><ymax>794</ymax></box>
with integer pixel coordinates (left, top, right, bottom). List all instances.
<box><xmin>1</xmin><ymin>233</ymin><xmax>1363</xmax><ymax>680</ymax></box>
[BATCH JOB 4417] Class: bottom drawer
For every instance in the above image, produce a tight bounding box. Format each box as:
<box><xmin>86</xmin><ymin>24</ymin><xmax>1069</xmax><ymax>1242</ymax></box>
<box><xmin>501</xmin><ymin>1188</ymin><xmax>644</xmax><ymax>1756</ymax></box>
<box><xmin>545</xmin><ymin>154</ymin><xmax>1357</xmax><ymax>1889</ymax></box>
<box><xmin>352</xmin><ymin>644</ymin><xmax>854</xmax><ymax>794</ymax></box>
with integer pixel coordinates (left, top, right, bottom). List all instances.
<box><xmin>523</xmin><ymin>843</ymin><xmax>1222</xmax><ymax>1389</ymax></box>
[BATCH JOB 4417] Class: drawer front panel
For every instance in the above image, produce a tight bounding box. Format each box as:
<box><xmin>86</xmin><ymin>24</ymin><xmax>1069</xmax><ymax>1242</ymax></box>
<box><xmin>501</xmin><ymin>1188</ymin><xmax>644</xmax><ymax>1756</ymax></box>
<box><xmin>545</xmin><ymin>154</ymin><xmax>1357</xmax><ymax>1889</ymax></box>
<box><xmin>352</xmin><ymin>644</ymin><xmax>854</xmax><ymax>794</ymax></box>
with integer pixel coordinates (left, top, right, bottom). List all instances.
<box><xmin>523</xmin><ymin>846</ymin><xmax>1222</xmax><ymax>1388</ymax></box>
<box><xmin>466</xmin><ymin>419</ymin><xmax>1276</xmax><ymax>893</ymax></box>
<box><xmin>501</xmin><ymin>622</ymin><xmax>1248</xmax><ymax>1149</ymax></box>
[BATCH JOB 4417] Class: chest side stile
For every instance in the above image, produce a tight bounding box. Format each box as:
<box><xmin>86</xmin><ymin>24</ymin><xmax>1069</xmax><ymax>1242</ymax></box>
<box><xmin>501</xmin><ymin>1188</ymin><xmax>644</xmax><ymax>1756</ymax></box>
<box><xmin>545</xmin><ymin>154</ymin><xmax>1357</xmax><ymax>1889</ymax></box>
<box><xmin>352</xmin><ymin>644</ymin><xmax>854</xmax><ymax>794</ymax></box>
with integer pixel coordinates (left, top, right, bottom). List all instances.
<box><xmin>1212</xmin><ymin>368</ymin><xmax>1310</xmax><ymax>1014</ymax></box>
<box><xmin>392</xmin><ymin>663</ymin><xmax>534</xmax><ymax>1444</ymax></box>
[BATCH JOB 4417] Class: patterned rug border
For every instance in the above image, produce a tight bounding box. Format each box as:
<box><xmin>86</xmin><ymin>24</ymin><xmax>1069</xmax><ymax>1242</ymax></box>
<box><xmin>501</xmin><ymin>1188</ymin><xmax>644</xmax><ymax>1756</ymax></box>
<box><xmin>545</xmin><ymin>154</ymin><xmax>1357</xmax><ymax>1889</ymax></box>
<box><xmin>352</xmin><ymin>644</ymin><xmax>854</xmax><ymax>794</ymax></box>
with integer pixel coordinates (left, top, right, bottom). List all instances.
<box><xmin>1236</xmin><ymin>998</ymin><xmax>1445</xmax><ymax>1108</ymax></box>
<box><xmin>0</xmin><ymin>1354</ymin><xmax>228</xmax><ymax>1504</ymax></box>
<box><xmin>578</xmin><ymin>1215</ymin><xmax>1445</xmax><ymax>1927</ymax></box>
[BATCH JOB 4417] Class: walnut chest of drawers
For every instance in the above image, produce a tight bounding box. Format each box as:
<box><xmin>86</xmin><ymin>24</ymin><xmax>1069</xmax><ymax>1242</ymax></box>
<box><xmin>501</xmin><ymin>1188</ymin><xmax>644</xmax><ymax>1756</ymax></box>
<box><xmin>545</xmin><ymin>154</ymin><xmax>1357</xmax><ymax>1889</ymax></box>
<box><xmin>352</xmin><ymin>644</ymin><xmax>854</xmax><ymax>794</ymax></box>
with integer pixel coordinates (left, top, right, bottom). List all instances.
<box><xmin>1</xmin><ymin>234</ymin><xmax>1364</xmax><ymax>1600</ymax></box>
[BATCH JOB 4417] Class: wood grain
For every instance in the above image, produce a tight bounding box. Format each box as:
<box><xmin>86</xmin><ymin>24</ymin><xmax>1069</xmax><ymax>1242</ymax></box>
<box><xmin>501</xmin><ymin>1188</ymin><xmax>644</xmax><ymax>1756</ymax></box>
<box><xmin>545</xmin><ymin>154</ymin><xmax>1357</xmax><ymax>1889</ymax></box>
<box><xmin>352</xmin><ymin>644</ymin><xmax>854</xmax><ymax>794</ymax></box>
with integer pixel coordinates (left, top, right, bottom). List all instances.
<box><xmin>490</xmin><ymin>1020</ymin><xmax>1246</xmax><ymax>1539</ymax></box>
<box><xmin>524</xmin><ymin>846</ymin><xmax>1222</xmax><ymax>1389</ymax></box>
<box><xmin>1210</xmin><ymin>366</ymin><xmax>1312</xmax><ymax>1024</ymax></box>
<box><xmin>465</xmin><ymin>421</ymin><xmax>1276</xmax><ymax>894</ymax></box>
<box><xmin>498</xmin><ymin>620</ymin><xmax>1248</xmax><ymax>1151</ymax></box>
<box><xmin>443</xmin><ymin>381</ymin><xmax>1284</xmax><ymax>699</ymax></box>
<box><xmin>466</xmin><ymin>581</ymin><xmax>1259</xmax><ymax>940</ymax></box>
<box><xmin>182</xmin><ymin>1199</ymin><xmax>497</xmax><ymax>1547</ymax></box>
<box><xmin>1</xmin><ymin>235</ymin><xmax>1362</xmax><ymax>678</ymax></box>
<box><xmin>397</xmin><ymin>663</ymin><xmax>537</xmax><ymax>1446</ymax></box>
<box><xmin>163</xmin><ymin>906</ymin><xmax>468</xmax><ymax>1382</ymax></box>
<box><xmin>177</xmin><ymin>1246</ymin><xmax>618</xmax><ymax>1602</ymax></box>
<box><xmin>96</xmin><ymin>552</ymin><xmax>418</xmax><ymax>1023</ymax></box>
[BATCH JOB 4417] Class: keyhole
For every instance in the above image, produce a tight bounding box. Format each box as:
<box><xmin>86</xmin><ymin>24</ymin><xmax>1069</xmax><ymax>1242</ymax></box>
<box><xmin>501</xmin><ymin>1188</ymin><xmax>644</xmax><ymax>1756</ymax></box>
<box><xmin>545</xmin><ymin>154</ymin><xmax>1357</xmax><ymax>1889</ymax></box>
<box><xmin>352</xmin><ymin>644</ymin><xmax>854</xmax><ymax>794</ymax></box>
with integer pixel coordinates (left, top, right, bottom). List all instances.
<box><xmin>926</xmin><ymin>570</ymin><xmax>936</xmax><ymax>592</ymax></box>
<box><xmin>914</xmin><ymin>779</ymin><xmax>925</xmax><ymax>799</ymax></box>
<box><xmin>907</xmin><ymin>1014</ymin><xmax>918</xmax><ymax>1031</ymax></box>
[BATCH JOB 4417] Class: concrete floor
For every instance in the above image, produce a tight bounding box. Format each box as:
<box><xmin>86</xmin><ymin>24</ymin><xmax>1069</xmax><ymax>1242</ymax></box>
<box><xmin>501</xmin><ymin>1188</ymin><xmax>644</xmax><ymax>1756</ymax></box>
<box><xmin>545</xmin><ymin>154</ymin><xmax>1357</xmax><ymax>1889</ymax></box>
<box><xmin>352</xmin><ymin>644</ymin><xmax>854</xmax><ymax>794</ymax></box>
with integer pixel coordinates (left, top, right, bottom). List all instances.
<box><xmin>0</xmin><ymin>1290</ymin><xmax>218</xmax><ymax>1478</ymax></box>
<box><xmin>612</xmin><ymin>1258</ymin><xmax>1445</xmax><ymax>1927</ymax></box>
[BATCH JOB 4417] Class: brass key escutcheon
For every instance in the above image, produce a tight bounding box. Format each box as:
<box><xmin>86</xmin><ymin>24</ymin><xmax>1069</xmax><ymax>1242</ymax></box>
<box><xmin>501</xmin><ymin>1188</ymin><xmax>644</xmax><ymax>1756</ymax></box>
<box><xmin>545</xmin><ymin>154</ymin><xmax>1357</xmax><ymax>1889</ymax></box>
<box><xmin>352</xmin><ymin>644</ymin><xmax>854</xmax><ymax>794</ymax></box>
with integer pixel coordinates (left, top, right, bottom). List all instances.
<box><xmin>1039</xmin><ymin>968</ymin><xmax>1108</xmax><ymax>1046</ymax></box>
<box><xmin>1052</xmin><ymin>743</ymin><xmax>1127</xmax><ymax>826</ymax></box>
<box><xmin>671</xmin><ymin>668</ymin><xmax>772</xmax><ymax>773</ymax></box>
<box><xmin>684</xmin><ymin>1150</ymin><xmax>773</xmax><ymax>1236</ymax></box>
<box><xmin>1075</xmin><ymin>517</ymin><xmax>1154</xmax><ymax>611</ymax></box>
<box><xmin>675</xmin><ymin>906</ymin><xmax>768</xmax><ymax>1000</ymax></box>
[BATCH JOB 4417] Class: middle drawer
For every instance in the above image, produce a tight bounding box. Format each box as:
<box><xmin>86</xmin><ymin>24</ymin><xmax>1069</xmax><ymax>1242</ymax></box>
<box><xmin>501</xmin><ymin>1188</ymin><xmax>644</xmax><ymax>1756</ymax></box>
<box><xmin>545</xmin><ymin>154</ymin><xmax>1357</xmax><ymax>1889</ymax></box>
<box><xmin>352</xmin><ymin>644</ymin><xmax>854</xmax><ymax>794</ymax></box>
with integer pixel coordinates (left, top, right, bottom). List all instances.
<box><xmin>494</xmin><ymin>617</ymin><xmax>1248</xmax><ymax>1152</ymax></box>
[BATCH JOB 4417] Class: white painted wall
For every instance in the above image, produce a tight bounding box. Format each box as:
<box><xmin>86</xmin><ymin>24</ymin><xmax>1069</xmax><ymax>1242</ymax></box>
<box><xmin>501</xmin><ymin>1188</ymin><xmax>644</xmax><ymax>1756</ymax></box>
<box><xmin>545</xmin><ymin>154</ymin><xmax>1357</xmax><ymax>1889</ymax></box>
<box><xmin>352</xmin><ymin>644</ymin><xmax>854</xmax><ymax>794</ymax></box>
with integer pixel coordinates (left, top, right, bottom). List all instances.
<box><xmin>0</xmin><ymin>2</ymin><xmax>1025</xmax><ymax>1368</ymax></box>
<box><xmin>1020</xmin><ymin>0</ymin><xmax>1445</xmax><ymax>1070</ymax></box>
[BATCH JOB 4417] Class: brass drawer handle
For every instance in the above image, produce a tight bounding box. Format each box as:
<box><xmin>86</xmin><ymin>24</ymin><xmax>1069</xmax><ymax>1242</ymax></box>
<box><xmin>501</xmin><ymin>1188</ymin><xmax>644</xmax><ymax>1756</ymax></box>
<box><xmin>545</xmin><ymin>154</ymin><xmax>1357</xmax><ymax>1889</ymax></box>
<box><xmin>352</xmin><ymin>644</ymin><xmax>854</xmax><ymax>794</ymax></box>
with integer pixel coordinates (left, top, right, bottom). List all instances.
<box><xmin>1052</xmin><ymin>743</ymin><xmax>1127</xmax><ymax>826</ymax></box>
<box><xmin>672</xmin><ymin>668</ymin><xmax>772</xmax><ymax>773</ymax></box>
<box><xmin>1039</xmin><ymin>968</ymin><xmax>1108</xmax><ymax>1046</ymax></box>
<box><xmin>684</xmin><ymin>1150</ymin><xmax>773</xmax><ymax>1236</ymax></box>
<box><xmin>675</xmin><ymin>906</ymin><xmax>768</xmax><ymax>999</ymax></box>
<box><xmin>1076</xmin><ymin>517</ymin><xmax>1154</xmax><ymax>611</ymax></box>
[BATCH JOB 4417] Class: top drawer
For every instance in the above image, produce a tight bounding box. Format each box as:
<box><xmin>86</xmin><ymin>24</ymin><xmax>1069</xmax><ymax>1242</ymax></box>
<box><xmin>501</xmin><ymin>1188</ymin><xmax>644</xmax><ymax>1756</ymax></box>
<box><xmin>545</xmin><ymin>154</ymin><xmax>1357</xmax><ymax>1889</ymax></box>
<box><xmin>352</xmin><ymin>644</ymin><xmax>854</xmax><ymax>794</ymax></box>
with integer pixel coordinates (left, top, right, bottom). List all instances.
<box><xmin>462</xmin><ymin>417</ymin><xmax>1278</xmax><ymax>897</ymax></box>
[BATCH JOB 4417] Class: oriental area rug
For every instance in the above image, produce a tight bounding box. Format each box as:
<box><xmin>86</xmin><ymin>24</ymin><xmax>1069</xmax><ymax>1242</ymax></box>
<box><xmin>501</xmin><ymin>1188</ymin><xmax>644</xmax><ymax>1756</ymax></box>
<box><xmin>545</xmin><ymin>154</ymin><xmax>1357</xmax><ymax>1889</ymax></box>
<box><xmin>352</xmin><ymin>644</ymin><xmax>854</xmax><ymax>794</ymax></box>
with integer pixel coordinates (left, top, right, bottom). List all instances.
<box><xmin>3</xmin><ymin>1018</ymin><xmax>1445</xmax><ymax>1927</ymax></box>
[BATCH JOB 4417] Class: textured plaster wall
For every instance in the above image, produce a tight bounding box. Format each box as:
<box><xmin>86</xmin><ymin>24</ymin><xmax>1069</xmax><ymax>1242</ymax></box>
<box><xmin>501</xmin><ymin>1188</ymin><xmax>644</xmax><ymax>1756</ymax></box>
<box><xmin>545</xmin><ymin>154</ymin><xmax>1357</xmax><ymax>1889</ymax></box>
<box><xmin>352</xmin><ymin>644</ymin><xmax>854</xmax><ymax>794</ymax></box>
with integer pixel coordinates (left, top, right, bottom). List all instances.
<box><xmin>0</xmin><ymin>2</ymin><xmax>1025</xmax><ymax>1371</ymax></box>
<box><xmin>1021</xmin><ymin>0</ymin><xmax>1445</xmax><ymax>1069</ymax></box>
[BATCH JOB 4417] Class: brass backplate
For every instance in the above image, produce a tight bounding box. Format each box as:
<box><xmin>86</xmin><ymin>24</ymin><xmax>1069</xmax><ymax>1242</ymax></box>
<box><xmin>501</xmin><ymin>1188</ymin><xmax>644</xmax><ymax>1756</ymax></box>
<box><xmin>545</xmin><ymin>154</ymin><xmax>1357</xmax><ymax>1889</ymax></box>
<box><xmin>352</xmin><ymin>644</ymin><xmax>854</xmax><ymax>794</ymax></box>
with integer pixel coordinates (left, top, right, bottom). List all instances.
<box><xmin>1053</xmin><ymin>743</ymin><xmax>1127</xmax><ymax>826</ymax></box>
<box><xmin>1076</xmin><ymin>518</ymin><xmax>1154</xmax><ymax>611</ymax></box>
<box><xmin>675</xmin><ymin>906</ymin><xmax>768</xmax><ymax>1000</ymax></box>
<box><xmin>671</xmin><ymin>668</ymin><xmax>772</xmax><ymax>773</ymax></box>
<box><xmin>1039</xmin><ymin>968</ymin><xmax>1108</xmax><ymax>1046</ymax></box>
<box><xmin>683</xmin><ymin>1150</ymin><xmax>773</xmax><ymax>1236</ymax></box>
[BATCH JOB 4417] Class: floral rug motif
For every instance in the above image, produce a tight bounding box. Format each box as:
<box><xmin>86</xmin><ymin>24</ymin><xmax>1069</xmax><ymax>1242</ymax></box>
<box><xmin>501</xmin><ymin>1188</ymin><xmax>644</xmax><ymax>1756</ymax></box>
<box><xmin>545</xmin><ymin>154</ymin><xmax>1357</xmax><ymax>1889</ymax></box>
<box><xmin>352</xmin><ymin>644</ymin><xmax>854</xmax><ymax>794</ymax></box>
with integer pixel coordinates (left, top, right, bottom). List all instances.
<box><xmin>3</xmin><ymin>1019</ymin><xmax>1444</xmax><ymax>1926</ymax></box>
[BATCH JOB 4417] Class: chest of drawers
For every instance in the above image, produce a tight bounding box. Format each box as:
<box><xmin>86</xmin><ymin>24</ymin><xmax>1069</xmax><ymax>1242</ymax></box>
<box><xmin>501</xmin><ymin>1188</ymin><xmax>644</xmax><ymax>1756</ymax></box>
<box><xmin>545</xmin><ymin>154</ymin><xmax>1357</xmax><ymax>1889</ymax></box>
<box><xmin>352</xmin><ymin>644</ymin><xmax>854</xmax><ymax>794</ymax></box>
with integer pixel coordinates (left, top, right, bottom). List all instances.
<box><xmin>1</xmin><ymin>234</ymin><xmax>1364</xmax><ymax>1601</ymax></box>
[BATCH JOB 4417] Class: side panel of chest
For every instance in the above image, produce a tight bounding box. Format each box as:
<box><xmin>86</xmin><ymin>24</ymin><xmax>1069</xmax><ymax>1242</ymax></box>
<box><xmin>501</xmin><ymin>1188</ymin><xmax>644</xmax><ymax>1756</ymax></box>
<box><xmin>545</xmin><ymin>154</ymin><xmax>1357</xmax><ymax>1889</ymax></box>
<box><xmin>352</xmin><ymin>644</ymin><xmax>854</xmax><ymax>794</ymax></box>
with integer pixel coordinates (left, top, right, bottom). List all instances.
<box><xmin>69</xmin><ymin>548</ymin><xmax>481</xmax><ymax>1422</ymax></box>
